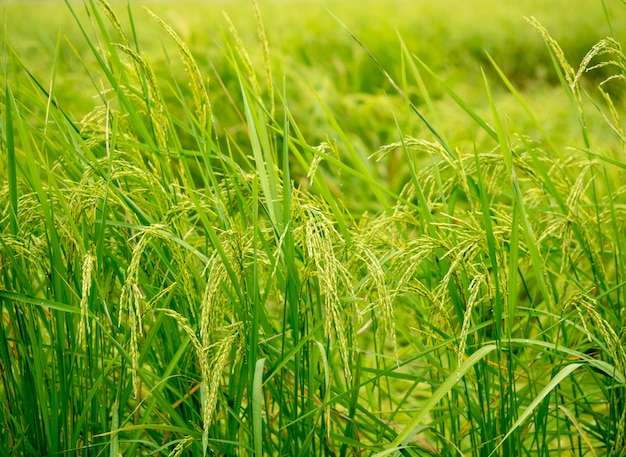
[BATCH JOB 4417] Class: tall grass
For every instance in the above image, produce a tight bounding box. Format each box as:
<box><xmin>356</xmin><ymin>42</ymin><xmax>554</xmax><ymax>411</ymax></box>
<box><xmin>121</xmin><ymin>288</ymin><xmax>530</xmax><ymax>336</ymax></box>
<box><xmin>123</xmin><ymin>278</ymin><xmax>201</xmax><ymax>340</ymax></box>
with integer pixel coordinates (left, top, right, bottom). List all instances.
<box><xmin>1</xmin><ymin>0</ymin><xmax>625</xmax><ymax>456</ymax></box>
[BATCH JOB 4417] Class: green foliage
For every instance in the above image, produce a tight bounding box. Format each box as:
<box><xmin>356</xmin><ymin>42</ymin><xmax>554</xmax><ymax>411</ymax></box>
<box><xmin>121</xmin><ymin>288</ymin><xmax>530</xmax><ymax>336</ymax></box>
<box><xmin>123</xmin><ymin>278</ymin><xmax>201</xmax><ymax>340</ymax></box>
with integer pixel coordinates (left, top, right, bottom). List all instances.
<box><xmin>1</xmin><ymin>0</ymin><xmax>626</xmax><ymax>456</ymax></box>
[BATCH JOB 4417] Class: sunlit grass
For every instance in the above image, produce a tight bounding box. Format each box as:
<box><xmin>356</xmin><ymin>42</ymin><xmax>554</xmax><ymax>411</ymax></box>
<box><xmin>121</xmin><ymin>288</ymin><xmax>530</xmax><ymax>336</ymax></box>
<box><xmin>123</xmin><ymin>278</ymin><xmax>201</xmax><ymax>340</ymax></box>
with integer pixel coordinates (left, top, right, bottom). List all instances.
<box><xmin>1</xmin><ymin>1</ymin><xmax>625</xmax><ymax>456</ymax></box>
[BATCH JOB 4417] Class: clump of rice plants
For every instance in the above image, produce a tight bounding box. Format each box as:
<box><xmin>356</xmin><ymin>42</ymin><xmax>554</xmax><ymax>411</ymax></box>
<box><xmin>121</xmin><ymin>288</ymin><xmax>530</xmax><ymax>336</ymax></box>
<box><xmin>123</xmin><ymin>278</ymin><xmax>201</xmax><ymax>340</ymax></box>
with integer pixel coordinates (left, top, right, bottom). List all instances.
<box><xmin>1</xmin><ymin>0</ymin><xmax>625</xmax><ymax>456</ymax></box>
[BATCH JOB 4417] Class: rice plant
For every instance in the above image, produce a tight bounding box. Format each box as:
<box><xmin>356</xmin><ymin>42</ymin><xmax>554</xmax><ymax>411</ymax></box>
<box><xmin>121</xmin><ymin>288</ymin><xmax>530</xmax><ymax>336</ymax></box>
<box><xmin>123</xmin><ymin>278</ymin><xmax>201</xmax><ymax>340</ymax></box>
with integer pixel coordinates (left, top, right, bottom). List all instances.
<box><xmin>1</xmin><ymin>0</ymin><xmax>625</xmax><ymax>456</ymax></box>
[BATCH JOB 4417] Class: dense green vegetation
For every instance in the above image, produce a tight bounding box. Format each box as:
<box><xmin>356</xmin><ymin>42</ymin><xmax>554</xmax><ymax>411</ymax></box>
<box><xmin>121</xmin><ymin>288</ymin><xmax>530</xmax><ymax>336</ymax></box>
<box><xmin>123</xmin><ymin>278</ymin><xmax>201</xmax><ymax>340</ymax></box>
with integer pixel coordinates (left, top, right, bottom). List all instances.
<box><xmin>1</xmin><ymin>0</ymin><xmax>626</xmax><ymax>455</ymax></box>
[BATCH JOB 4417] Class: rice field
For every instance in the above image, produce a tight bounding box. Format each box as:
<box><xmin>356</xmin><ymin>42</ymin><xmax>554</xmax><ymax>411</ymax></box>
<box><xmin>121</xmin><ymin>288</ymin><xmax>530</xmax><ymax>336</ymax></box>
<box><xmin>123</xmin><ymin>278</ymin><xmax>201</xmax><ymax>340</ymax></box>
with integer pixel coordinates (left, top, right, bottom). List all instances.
<box><xmin>1</xmin><ymin>1</ymin><xmax>626</xmax><ymax>456</ymax></box>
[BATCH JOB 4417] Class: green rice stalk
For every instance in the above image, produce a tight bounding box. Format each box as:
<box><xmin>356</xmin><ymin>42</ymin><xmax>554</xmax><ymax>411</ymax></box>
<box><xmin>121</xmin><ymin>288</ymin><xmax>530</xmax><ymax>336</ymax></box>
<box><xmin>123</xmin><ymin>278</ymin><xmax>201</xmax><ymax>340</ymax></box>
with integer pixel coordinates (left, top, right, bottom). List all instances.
<box><xmin>223</xmin><ymin>11</ymin><xmax>261</xmax><ymax>97</ymax></box>
<box><xmin>200</xmin><ymin>253</ymin><xmax>227</xmax><ymax>345</ymax></box>
<box><xmin>119</xmin><ymin>224</ymin><xmax>174</xmax><ymax>397</ymax></box>
<box><xmin>559</xmin><ymin>161</ymin><xmax>599</xmax><ymax>274</ymax></box>
<box><xmin>296</xmin><ymin>200</ymin><xmax>354</xmax><ymax>380</ymax></box>
<box><xmin>168</xmin><ymin>436</ymin><xmax>195</xmax><ymax>457</ymax></box>
<box><xmin>355</xmin><ymin>242</ymin><xmax>397</xmax><ymax>362</ymax></box>
<box><xmin>97</xmin><ymin>0</ymin><xmax>130</xmax><ymax>48</ymax></box>
<box><xmin>114</xmin><ymin>44</ymin><xmax>168</xmax><ymax>148</ymax></box>
<box><xmin>78</xmin><ymin>253</ymin><xmax>94</xmax><ymax>345</ymax></box>
<box><xmin>308</xmin><ymin>139</ymin><xmax>339</xmax><ymax>185</ymax></box>
<box><xmin>597</xmin><ymin>87</ymin><xmax>625</xmax><ymax>143</ymax></box>
<box><xmin>146</xmin><ymin>8</ymin><xmax>212</xmax><ymax>129</ymax></box>
<box><xmin>457</xmin><ymin>273</ymin><xmax>485</xmax><ymax>367</ymax></box>
<box><xmin>251</xmin><ymin>0</ymin><xmax>274</xmax><ymax>116</ymax></box>
<box><xmin>203</xmin><ymin>325</ymin><xmax>242</xmax><ymax>442</ymax></box>
<box><xmin>526</xmin><ymin>17</ymin><xmax>578</xmax><ymax>96</ymax></box>
<box><xmin>156</xmin><ymin>307</ymin><xmax>202</xmax><ymax>353</ymax></box>
<box><xmin>573</xmin><ymin>37</ymin><xmax>626</xmax><ymax>89</ymax></box>
<box><xmin>570</xmin><ymin>291</ymin><xmax>626</xmax><ymax>451</ymax></box>
<box><xmin>572</xmin><ymin>292</ymin><xmax>626</xmax><ymax>377</ymax></box>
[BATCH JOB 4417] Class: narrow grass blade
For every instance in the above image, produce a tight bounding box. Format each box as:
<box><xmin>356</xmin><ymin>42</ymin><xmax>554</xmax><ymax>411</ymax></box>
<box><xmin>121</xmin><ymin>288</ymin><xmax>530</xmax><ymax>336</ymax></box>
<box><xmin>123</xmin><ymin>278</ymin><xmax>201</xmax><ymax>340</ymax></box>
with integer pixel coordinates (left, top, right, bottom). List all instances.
<box><xmin>397</xmin><ymin>34</ymin><xmax>437</xmax><ymax>125</ymax></box>
<box><xmin>379</xmin><ymin>344</ymin><xmax>497</xmax><ymax>455</ymax></box>
<box><xmin>507</xmin><ymin>205</ymin><xmax>520</xmax><ymax>335</ymax></box>
<box><xmin>312</xmin><ymin>91</ymin><xmax>391</xmax><ymax>211</ymax></box>
<box><xmin>5</xmin><ymin>85</ymin><xmax>18</xmax><ymax>235</ymax></box>
<box><xmin>109</xmin><ymin>401</ymin><xmax>119</xmax><ymax>457</ymax></box>
<box><xmin>482</xmin><ymin>68</ymin><xmax>551</xmax><ymax>310</ymax></box>
<box><xmin>507</xmin><ymin>337</ymin><xmax>625</xmax><ymax>383</ymax></box>
<box><xmin>413</xmin><ymin>55</ymin><xmax>497</xmax><ymax>141</ymax></box>
<box><xmin>253</xmin><ymin>358</ymin><xmax>266</xmax><ymax>457</ymax></box>
<box><xmin>326</xmin><ymin>9</ymin><xmax>456</xmax><ymax>161</ymax></box>
<box><xmin>473</xmin><ymin>142</ymin><xmax>502</xmax><ymax>337</ymax></box>
<box><xmin>484</xmin><ymin>52</ymin><xmax>556</xmax><ymax>153</ymax></box>
<box><xmin>240</xmin><ymin>79</ymin><xmax>282</xmax><ymax>230</ymax></box>
<box><xmin>0</xmin><ymin>290</ymin><xmax>80</xmax><ymax>314</ymax></box>
<box><xmin>558</xmin><ymin>405</ymin><xmax>598</xmax><ymax>457</ymax></box>
<box><xmin>489</xmin><ymin>363</ymin><xmax>584</xmax><ymax>456</ymax></box>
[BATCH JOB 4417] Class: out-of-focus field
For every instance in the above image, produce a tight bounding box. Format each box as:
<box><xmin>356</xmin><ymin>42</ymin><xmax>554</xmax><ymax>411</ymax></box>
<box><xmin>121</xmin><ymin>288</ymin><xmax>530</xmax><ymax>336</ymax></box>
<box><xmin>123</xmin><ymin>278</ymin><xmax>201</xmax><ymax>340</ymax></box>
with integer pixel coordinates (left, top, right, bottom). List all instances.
<box><xmin>4</xmin><ymin>0</ymin><xmax>626</xmax><ymax>146</ymax></box>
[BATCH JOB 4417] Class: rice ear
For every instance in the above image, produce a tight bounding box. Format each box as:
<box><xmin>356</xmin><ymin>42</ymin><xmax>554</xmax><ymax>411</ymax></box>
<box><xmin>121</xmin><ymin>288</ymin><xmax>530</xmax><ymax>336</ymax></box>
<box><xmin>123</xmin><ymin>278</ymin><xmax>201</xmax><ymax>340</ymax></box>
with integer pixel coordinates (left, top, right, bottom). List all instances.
<box><xmin>146</xmin><ymin>8</ymin><xmax>212</xmax><ymax>129</ymax></box>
